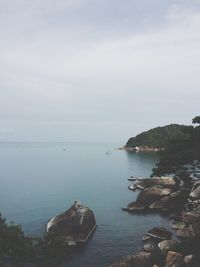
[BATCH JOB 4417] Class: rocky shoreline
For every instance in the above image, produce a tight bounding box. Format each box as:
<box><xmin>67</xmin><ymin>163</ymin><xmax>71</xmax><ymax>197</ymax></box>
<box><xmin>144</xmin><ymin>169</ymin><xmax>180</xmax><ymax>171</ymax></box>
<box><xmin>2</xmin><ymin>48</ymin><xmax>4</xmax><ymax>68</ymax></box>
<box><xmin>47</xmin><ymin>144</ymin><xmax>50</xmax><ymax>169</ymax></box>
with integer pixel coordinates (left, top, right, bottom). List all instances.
<box><xmin>108</xmin><ymin>171</ymin><xmax>200</xmax><ymax>267</ymax></box>
<box><xmin>119</xmin><ymin>146</ymin><xmax>165</xmax><ymax>152</ymax></box>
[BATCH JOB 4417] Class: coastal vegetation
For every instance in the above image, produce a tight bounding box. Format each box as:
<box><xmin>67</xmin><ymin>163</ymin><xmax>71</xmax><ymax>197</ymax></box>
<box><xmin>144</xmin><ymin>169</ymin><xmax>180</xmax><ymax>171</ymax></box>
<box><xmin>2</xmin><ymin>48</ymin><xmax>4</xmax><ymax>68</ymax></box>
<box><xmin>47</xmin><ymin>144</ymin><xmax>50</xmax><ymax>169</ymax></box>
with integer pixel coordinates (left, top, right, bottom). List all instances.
<box><xmin>110</xmin><ymin>116</ymin><xmax>200</xmax><ymax>267</ymax></box>
<box><xmin>125</xmin><ymin>116</ymin><xmax>200</xmax><ymax>178</ymax></box>
<box><xmin>152</xmin><ymin>117</ymin><xmax>200</xmax><ymax>177</ymax></box>
<box><xmin>0</xmin><ymin>213</ymin><xmax>72</xmax><ymax>267</ymax></box>
<box><xmin>125</xmin><ymin>124</ymin><xmax>193</xmax><ymax>150</ymax></box>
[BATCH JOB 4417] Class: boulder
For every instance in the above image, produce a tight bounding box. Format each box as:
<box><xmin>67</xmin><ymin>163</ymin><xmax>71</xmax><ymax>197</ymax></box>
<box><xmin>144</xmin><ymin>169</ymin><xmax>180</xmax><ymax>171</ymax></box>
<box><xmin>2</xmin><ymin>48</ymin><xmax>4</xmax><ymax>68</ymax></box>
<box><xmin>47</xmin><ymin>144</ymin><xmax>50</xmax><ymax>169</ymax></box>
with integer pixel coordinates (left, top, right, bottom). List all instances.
<box><xmin>171</xmin><ymin>222</ymin><xmax>185</xmax><ymax>230</ymax></box>
<box><xmin>137</xmin><ymin>186</ymin><xmax>167</xmax><ymax>207</ymax></box>
<box><xmin>147</xmin><ymin>227</ymin><xmax>172</xmax><ymax>241</ymax></box>
<box><xmin>135</xmin><ymin>178</ymin><xmax>176</xmax><ymax>190</ymax></box>
<box><xmin>143</xmin><ymin>242</ymin><xmax>156</xmax><ymax>253</ymax></box>
<box><xmin>165</xmin><ymin>251</ymin><xmax>185</xmax><ymax>267</ymax></box>
<box><xmin>149</xmin><ymin>192</ymin><xmax>185</xmax><ymax>212</ymax></box>
<box><xmin>182</xmin><ymin>211</ymin><xmax>200</xmax><ymax>224</ymax></box>
<box><xmin>158</xmin><ymin>240</ymin><xmax>180</xmax><ymax>255</ymax></box>
<box><xmin>123</xmin><ymin>201</ymin><xmax>146</xmax><ymax>212</ymax></box>
<box><xmin>184</xmin><ymin>255</ymin><xmax>195</xmax><ymax>266</ymax></box>
<box><xmin>189</xmin><ymin>181</ymin><xmax>200</xmax><ymax>200</ymax></box>
<box><xmin>108</xmin><ymin>252</ymin><xmax>153</xmax><ymax>267</ymax></box>
<box><xmin>47</xmin><ymin>201</ymin><xmax>96</xmax><ymax>245</ymax></box>
<box><xmin>176</xmin><ymin>226</ymin><xmax>195</xmax><ymax>240</ymax></box>
<box><xmin>142</xmin><ymin>235</ymin><xmax>151</xmax><ymax>242</ymax></box>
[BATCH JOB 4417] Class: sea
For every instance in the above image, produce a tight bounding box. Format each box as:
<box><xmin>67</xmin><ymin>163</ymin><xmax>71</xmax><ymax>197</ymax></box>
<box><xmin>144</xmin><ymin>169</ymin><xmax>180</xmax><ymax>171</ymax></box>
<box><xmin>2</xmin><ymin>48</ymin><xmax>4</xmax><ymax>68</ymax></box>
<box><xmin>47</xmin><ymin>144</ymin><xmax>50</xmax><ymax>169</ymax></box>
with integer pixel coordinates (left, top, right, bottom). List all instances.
<box><xmin>0</xmin><ymin>142</ymin><xmax>170</xmax><ymax>267</ymax></box>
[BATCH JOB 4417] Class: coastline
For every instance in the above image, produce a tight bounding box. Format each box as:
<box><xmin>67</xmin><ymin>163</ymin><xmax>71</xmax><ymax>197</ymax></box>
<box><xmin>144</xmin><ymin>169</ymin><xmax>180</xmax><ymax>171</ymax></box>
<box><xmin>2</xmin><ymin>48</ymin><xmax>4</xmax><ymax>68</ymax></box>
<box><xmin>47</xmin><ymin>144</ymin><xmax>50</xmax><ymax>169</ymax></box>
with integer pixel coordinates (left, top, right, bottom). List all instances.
<box><xmin>118</xmin><ymin>146</ymin><xmax>165</xmax><ymax>152</ymax></box>
<box><xmin>108</xmin><ymin>164</ymin><xmax>200</xmax><ymax>267</ymax></box>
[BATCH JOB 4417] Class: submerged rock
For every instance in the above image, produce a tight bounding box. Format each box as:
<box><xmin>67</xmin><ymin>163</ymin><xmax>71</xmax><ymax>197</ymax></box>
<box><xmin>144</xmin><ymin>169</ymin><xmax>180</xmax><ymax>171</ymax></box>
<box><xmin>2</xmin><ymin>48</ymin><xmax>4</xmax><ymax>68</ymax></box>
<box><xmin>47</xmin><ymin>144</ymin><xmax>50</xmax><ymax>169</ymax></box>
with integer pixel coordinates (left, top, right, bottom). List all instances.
<box><xmin>47</xmin><ymin>201</ymin><xmax>96</xmax><ymax>245</ymax></box>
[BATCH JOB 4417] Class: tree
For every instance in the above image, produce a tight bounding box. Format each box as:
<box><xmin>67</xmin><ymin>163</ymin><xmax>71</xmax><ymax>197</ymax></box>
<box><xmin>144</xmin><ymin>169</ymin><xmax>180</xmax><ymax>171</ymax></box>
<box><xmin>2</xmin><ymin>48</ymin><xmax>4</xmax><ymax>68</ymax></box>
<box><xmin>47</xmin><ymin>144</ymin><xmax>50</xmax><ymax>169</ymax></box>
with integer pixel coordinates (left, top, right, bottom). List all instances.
<box><xmin>192</xmin><ymin>116</ymin><xmax>200</xmax><ymax>125</ymax></box>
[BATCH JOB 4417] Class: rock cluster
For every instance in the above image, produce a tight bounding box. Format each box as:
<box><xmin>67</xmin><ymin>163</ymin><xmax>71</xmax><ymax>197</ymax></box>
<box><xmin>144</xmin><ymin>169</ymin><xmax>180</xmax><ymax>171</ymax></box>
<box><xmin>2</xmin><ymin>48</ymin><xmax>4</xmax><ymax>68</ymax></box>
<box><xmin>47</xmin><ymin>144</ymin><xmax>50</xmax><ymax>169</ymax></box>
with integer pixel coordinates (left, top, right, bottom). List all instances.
<box><xmin>108</xmin><ymin>223</ymin><xmax>198</xmax><ymax>267</ymax></box>
<box><xmin>109</xmin><ymin>176</ymin><xmax>200</xmax><ymax>267</ymax></box>
<box><xmin>124</xmin><ymin>178</ymin><xmax>186</xmax><ymax>213</ymax></box>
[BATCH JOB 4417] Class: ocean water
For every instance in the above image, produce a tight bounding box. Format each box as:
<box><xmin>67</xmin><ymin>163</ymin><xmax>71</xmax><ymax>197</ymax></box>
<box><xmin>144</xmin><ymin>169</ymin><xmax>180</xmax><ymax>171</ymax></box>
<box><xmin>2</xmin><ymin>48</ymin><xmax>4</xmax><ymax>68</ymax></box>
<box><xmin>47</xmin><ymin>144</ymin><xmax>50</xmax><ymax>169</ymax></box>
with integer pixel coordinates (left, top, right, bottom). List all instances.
<box><xmin>0</xmin><ymin>142</ymin><xmax>170</xmax><ymax>267</ymax></box>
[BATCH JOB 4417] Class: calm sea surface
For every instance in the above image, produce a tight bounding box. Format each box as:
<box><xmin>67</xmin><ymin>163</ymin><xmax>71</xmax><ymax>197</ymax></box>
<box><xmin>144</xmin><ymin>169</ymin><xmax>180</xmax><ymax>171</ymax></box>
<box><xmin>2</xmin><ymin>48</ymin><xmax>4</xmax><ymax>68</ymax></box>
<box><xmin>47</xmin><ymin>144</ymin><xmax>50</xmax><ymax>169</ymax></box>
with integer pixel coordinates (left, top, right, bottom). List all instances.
<box><xmin>0</xmin><ymin>142</ymin><xmax>170</xmax><ymax>267</ymax></box>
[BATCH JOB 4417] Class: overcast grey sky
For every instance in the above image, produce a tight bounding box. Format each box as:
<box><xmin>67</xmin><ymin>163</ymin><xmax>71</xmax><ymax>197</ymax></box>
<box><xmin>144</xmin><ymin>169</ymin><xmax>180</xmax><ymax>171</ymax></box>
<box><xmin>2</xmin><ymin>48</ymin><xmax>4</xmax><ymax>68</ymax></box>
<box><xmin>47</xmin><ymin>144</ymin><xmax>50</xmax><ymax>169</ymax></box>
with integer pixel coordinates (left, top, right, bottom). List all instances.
<box><xmin>1</xmin><ymin>0</ymin><xmax>200</xmax><ymax>143</ymax></box>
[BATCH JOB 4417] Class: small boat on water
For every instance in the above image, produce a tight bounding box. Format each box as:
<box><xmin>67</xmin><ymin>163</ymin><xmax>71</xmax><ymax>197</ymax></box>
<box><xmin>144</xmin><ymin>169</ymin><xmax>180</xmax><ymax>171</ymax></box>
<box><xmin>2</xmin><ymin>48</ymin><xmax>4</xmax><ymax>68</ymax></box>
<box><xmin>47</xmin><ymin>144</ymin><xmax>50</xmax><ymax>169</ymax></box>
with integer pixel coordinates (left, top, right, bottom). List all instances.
<box><xmin>128</xmin><ymin>176</ymin><xmax>144</xmax><ymax>181</ymax></box>
<box><xmin>128</xmin><ymin>176</ymin><xmax>137</xmax><ymax>181</ymax></box>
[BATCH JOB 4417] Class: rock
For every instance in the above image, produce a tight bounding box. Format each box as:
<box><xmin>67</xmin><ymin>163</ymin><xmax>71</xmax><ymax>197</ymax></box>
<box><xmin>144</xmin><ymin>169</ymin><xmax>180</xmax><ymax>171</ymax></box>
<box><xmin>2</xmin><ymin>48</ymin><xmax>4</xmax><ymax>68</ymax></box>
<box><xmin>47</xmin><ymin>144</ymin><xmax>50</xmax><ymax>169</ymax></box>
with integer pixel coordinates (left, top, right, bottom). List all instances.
<box><xmin>135</xmin><ymin>178</ymin><xmax>176</xmax><ymax>190</ymax></box>
<box><xmin>165</xmin><ymin>251</ymin><xmax>185</xmax><ymax>267</ymax></box>
<box><xmin>47</xmin><ymin>201</ymin><xmax>96</xmax><ymax>245</ymax></box>
<box><xmin>182</xmin><ymin>211</ymin><xmax>200</xmax><ymax>224</ymax></box>
<box><xmin>123</xmin><ymin>201</ymin><xmax>146</xmax><ymax>212</ymax></box>
<box><xmin>147</xmin><ymin>227</ymin><xmax>172</xmax><ymax>241</ymax></box>
<box><xmin>160</xmin><ymin>188</ymin><xmax>172</xmax><ymax>196</ymax></box>
<box><xmin>142</xmin><ymin>235</ymin><xmax>151</xmax><ymax>242</ymax></box>
<box><xmin>137</xmin><ymin>186</ymin><xmax>167</xmax><ymax>206</ymax></box>
<box><xmin>176</xmin><ymin>226</ymin><xmax>195</xmax><ymax>240</ymax></box>
<box><xmin>184</xmin><ymin>255</ymin><xmax>195</xmax><ymax>266</ymax></box>
<box><xmin>143</xmin><ymin>242</ymin><xmax>156</xmax><ymax>252</ymax></box>
<box><xmin>189</xmin><ymin>221</ymin><xmax>200</xmax><ymax>236</ymax></box>
<box><xmin>171</xmin><ymin>222</ymin><xmax>186</xmax><ymax>230</ymax></box>
<box><xmin>128</xmin><ymin>184</ymin><xmax>137</xmax><ymax>191</ymax></box>
<box><xmin>108</xmin><ymin>252</ymin><xmax>153</xmax><ymax>267</ymax></box>
<box><xmin>190</xmin><ymin>181</ymin><xmax>200</xmax><ymax>200</ymax></box>
<box><xmin>149</xmin><ymin>192</ymin><xmax>185</xmax><ymax>212</ymax></box>
<box><xmin>158</xmin><ymin>240</ymin><xmax>180</xmax><ymax>255</ymax></box>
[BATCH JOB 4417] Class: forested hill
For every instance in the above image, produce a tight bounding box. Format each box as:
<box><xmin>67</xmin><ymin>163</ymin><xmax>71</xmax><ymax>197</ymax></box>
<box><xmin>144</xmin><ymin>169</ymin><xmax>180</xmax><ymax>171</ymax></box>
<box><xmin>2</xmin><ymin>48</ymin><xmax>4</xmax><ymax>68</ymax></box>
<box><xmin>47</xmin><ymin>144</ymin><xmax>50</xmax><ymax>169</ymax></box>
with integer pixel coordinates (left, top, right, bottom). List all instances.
<box><xmin>125</xmin><ymin>124</ymin><xmax>193</xmax><ymax>149</ymax></box>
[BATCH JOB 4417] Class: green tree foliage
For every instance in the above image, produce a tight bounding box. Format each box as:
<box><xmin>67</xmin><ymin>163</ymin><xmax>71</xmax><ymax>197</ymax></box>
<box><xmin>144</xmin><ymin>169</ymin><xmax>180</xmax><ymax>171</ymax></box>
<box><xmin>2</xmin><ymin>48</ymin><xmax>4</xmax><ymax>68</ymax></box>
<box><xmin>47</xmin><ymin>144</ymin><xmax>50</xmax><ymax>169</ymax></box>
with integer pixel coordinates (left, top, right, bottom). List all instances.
<box><xmin>192</xmin><ymin>116</ymin><xmax>200</xmax><ymax>125</ymax></box>
<box><xmin>126</xmin><ymin>124</ymin><xmax>193</xmax><ymax>149</ymax></box>
<box><xmin>152</xmin><ymin>118</ymin><xmax>200</xmax><ymax>177</ymax></box>
<box><xmin>0</xmin><ymin>214</ymin><xmax>72</xmax><ymax>267</ymax></box>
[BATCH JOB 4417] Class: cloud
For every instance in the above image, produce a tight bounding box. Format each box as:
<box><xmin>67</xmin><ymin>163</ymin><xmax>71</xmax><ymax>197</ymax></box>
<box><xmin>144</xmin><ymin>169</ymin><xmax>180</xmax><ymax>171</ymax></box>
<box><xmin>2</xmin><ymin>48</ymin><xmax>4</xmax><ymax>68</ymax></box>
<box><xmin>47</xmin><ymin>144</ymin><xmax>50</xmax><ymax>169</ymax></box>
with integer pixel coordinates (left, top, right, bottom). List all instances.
<box><xmin>0</xmin><ymin>1</ymin><xmax>200</xmax><ymax>141</ymax></box>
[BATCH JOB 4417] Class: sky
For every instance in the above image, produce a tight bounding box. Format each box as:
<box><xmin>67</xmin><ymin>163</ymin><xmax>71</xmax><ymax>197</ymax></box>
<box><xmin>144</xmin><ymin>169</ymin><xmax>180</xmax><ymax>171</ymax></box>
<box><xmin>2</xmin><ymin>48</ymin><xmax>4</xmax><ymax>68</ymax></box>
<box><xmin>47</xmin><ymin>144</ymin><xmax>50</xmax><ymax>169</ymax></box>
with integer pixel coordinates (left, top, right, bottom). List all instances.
<box><xmin>0</xmin><ymin>0</ymin><xmax>200</xmax><ymax>143</ymax></box>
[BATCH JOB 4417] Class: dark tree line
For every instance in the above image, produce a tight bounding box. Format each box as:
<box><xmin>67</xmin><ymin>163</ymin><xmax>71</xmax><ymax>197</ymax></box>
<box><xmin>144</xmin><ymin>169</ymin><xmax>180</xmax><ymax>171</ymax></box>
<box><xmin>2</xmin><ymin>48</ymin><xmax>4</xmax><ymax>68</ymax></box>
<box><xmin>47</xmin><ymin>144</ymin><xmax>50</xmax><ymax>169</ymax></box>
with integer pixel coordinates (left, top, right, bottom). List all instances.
<box><xmin>152</xmin><ymin>116</ymin><xmax>200</xmax><ymax>177</ymax></box>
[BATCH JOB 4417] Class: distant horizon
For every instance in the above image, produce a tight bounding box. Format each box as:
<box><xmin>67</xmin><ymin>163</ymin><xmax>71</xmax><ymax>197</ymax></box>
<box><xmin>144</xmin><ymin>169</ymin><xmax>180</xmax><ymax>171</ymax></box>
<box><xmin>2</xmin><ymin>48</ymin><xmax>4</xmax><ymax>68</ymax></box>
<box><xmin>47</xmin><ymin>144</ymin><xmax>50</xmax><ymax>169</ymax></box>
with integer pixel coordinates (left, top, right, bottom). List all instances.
<box><xmin>0</xmin><ymin>120</ymin><xmax>195</xmax><ymax>144</ymax></box>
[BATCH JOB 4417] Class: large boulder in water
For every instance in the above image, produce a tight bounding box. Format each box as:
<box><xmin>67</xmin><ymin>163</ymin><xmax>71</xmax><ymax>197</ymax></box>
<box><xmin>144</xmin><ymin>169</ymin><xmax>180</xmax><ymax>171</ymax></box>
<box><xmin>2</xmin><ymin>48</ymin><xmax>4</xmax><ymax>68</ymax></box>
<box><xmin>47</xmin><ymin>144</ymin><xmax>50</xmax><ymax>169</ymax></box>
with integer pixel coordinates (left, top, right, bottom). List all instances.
<box><xmin>47</xmin><ymin>201</ymin><xmax>96</xmax><ymax>245</ymax></box>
